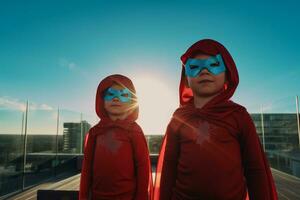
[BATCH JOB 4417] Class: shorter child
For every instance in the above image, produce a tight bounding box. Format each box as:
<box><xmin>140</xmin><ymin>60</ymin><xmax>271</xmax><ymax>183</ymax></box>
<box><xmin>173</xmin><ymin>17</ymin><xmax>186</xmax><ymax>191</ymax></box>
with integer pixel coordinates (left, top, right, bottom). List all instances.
<box><xmin>79</xmin><ymin>74</ymin><xmax>152</xmax><ymax>200</ymax></box>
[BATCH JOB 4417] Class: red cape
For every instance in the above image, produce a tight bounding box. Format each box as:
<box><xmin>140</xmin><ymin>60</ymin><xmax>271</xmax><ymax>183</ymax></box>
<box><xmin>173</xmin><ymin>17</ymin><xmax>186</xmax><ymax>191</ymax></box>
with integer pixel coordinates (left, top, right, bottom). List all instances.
<box><xmin>79</xmin><ymin>74</ymin><xmax>153</xmax><ymax>200</ymax></box>
<box><xmin>153</xmin><ymin>39</ymin><xmax>277</xmax><ymax>200</ymax></box>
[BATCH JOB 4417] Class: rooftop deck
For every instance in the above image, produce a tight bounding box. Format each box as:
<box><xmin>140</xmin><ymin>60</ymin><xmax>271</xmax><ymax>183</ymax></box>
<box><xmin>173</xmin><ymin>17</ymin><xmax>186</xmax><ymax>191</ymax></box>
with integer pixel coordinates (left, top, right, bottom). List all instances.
<box><xmin>8</xmin><ymin>169</ymin><xmax>300</xmax><ymax>200</ymax></box>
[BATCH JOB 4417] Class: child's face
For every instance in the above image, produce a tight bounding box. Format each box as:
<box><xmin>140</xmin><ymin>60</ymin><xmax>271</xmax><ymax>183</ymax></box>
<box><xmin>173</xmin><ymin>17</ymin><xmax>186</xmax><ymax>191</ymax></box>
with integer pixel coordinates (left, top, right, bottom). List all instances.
<box><xmin>186</xmin><ymin>54</ymin><xmax>226</xmax><ymax>97</ymax></box>
<box><xmin>103</xmin><ymin>84</ymin><xmax>133</xmax><ymax>117</ymax></box>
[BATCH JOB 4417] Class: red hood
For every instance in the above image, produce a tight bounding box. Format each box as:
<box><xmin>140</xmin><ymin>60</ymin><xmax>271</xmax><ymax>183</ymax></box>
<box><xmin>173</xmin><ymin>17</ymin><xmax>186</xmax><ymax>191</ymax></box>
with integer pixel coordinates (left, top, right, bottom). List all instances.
<box><xmin>95</xmin><ymin>74</ymin><xmax>139</xmax><ymax>122</ymax></box>
<box><xmin>179</xmin><ymin>39</ymin><xmax>239</xmax><ymax>107</ymax></box>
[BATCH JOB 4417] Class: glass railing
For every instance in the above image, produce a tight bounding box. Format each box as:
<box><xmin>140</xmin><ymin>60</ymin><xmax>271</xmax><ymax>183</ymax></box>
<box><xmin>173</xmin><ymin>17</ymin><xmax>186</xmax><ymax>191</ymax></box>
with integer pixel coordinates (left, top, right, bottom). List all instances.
<box><xmin>249</xmin><ymin>96</ymin><xmax>300</xmax><ymax>178</ymax></box>
<box><xmin>1</xmin><ymin>97</ymin><xmax>300</xmax><ymax>198</ymax></box>
<box><xmin>0</xmin><ymin>102</ymin><xmax>96</xmax><ymax>198</ymax></box>
<box><xmin>146</xmin><ymin>135</ymin><xmax>163</xmax><ymax>155</ymax></box>
<box><xmin>24</xmin><ymin>108</ymin><xmax>57</xmax><ymax>188</ymax></box>
<box><xmin>0</xmin><ymin>104</ymin><xmax>24</xmax><ymax>197</ymax></box>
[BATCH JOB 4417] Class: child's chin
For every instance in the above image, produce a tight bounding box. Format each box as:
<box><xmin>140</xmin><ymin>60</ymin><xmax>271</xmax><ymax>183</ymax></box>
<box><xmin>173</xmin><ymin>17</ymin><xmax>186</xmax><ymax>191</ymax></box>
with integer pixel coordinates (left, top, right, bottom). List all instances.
<box><xmin>198</xmin><ymin>90</ymin><xmax>220</xmax><ymax>97</ymax></box>
<box><xmin>108</xmin><ymin>110</ymin><xmax>127</xmax><ymax>115</ymax></box>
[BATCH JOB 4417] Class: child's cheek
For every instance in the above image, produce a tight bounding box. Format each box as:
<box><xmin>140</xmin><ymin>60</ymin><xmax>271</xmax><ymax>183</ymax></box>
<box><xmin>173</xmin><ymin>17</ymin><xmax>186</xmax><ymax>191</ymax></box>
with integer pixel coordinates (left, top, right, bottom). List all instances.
<box><xmin>125</xmin><ymin>102</ymin><xmax>135</xmax><ymax>114</ymax></box>
<box><xmin>122</xmin><ymin>102</ymin><xmax>131</xmax><ymax>111</ymax></box>
<box><xmin>188</xmin><ymin>77</ymin><xmax>200</xmax><ymax>89</ymax></box>
<box><xmin>103</xmin><ymin>101</ymin><xmax>111</xmax><ymax>113</ymax></box>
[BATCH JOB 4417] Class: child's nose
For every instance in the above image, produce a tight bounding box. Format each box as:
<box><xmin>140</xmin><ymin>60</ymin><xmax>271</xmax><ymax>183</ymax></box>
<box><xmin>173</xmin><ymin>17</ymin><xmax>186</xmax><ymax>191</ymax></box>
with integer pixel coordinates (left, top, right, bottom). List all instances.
<box><xmin>200</xmin><ymin>68</ymin><xmax>210</xmax><ymax>75</ymax></box>
<box><xmin>112</xmin><ymin>97</ymin><xmax>120</xmax><ymax>102</ymax></box>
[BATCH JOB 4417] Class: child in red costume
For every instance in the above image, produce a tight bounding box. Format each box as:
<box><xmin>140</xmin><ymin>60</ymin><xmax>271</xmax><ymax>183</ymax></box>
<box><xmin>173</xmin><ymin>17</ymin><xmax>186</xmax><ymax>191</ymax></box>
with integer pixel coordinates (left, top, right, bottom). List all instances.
<box><xmin>153</xmin><ymin>39</ymin><xmax>278</xmax><ymax>200</ymax></box>
<box><xmin>79</xmin><ymin>74</ymin><xmax>152</xmax><ymax>200</ymax></box>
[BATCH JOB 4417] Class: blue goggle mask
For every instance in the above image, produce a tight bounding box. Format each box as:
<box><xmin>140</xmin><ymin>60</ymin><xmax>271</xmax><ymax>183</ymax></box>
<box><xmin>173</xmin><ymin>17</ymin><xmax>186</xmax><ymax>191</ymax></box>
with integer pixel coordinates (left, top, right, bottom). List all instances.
<box><xmin>184</xmin><ymin>54</ymin><xmax>226</xmax><ymax>77</ymax></box>
<box><xmin>103</xmin><ymin>87</ymin><xmax>132</xmax><ymax>103</ymax></box>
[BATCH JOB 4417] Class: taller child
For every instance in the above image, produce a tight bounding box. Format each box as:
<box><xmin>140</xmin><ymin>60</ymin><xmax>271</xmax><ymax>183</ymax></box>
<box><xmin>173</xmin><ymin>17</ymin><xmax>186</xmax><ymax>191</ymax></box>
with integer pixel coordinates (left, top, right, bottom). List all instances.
<box><xmin>154</xmin><ymin>39</ymin><xmax>278</xmax><ymax>200</ymax></box>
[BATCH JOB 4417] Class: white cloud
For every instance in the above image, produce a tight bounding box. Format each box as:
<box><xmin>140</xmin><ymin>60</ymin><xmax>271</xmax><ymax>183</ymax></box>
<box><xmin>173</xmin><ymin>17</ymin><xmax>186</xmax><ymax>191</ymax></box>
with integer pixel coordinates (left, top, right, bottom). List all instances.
<box><xmin>0</xmin><ymin>96</ymin><xmax>26</xmax><ymax>111</ymax></box>
<box><xmin>59</xmin><ymin>58</ymin><xmax>77</xmax><ymax>70</ymax></box>
<box><xmin>261</xmin><ymin>103</ymin><xmax>273</xmax><ymax>112</ymax></box>
<box><xmin>68</xmin><ymin>62</ymin><xmax>76</xmax><ymax>70</ymax></box>
<box><xmin>0</xmin><ymin>96</ymin><xmax>54</xmax><ymax>111</ymax></box>
<box><xmin>39</xmin><ymin>104</ymin><xmax>53</xmax><ymax>110</ymax></box>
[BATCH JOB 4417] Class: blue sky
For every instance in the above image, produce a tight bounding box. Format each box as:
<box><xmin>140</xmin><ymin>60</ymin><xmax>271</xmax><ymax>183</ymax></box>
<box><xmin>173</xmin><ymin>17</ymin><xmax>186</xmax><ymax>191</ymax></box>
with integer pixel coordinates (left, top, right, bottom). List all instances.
<box><xmin>1</xmin><ymin>0</ymin><xmax>300</xmax><ymax>133</ymax></box>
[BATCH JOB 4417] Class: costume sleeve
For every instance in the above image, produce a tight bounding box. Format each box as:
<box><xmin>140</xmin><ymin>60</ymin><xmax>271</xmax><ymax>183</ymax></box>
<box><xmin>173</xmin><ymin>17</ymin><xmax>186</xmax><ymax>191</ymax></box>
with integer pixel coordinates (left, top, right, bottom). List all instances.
<box><xmin>153</xmin><ymin>122</ymin><xmax>180</xmax><ymax>200</ymax></box>
<box><xmin>79</xmin><ymin>132</ymin><xmax>94</xmax><ymax>200</ymax></box>
<box><xmin>240</xmin><ymin>110</ymin><xmax>278</xmax><ymax>200</ymax></box>
<box><xmin>131</xmin><ymin>130</ymin><xmax>152</xmax><ymax>200</ymax></box>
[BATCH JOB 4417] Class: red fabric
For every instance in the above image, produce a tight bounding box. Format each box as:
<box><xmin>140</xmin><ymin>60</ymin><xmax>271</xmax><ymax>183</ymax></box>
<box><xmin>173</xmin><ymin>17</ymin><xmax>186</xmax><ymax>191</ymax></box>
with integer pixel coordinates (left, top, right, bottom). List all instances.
<box><xmin>153</xmin><ymin>39</ymin><xmax>277</xmax><ymax>200</ymax></box>
<box><xmin>79</xmin><ymin>74</ymin><xmax>153</xmax><ymax>200</ymax></box>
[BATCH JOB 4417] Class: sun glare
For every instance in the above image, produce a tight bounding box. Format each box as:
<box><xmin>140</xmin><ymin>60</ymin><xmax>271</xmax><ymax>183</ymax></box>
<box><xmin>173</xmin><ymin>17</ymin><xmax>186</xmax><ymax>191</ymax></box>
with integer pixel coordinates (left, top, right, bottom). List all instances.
<box><xmin>132</xmin><ymin>75</ymin><xmax>178</xmax><ymax>135</ymax></box>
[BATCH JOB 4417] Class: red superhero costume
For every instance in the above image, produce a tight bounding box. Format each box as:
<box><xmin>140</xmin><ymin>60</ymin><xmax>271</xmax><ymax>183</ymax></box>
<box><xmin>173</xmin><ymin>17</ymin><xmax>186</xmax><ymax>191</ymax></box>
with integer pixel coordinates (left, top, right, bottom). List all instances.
<box><xmin>79</xmin><ymin>74</ymin><xmax>153</xmax><ymax>200</ymax></box>
<box><xmin>153</xmin><ymin>39</ymin><xmax>278</xmax><ymax>200</ymax></box>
